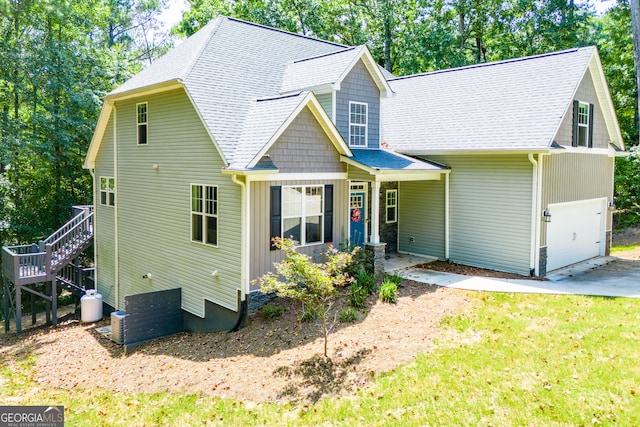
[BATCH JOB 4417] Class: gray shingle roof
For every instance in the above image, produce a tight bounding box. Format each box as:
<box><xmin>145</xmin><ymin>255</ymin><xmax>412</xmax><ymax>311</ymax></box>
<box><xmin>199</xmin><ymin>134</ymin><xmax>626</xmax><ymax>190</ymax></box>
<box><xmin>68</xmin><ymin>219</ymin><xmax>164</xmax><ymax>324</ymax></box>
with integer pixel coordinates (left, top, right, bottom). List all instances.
<box><xmin>280</xmin><ymin>47</ymin><xmax>363</xmax><ymax>93</ymax></box>
<box><xmin>108</xmin><ymin>17</ymin><xmax>349</xmax><ymax>167</ymax></box>
<box><xmin>349</xmin><ymin>149</ymin><xmax>446</xmax><ymax>171</ymax></box>
<box><xmin>232</xmin><ymin>92</ymin><xmax>308</xmax><ymax>169</ymax></box>
<box><xmin>382</xmin><ymin>47</ymin><xmax>595</xmax><ymax>152</ymax></box>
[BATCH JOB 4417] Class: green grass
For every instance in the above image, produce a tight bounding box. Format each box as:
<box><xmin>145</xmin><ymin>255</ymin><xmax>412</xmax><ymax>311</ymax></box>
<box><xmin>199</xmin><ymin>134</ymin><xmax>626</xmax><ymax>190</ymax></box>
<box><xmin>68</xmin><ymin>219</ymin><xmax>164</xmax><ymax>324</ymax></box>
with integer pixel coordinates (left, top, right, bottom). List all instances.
<box><xmin>3</xmin><ymin>292</ymin><xmax>640</xmax><ymax>426</ymax></box>
<box><xmin>611</xmin><ymin>243</ymin><xmax>640</xmax><ymax>253</ymax></box>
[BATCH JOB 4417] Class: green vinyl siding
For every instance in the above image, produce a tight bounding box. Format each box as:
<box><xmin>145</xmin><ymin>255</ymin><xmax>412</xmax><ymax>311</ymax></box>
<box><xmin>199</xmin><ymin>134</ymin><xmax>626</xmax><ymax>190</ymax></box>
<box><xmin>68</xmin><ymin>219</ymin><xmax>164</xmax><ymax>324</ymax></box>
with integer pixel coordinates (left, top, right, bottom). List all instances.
<box><xmin>398</xmin><ymin>180</ymin><xmax>445</xmax><ymax>258</ymax></box>
<box><xmin>111</xmin><ymin>88</ymin><xmax>241</xmax><ymax>315</ymax></box>
<box><xmin>540</xmin><ymin>153</ymin><xmax>614</xmax><ymax>246</ymax></box>
<box><xmin>94</xmin><ymin>114</ymin><xmax>116</xmax><ymax>307</ymax></box>
<box><xmin>428</xmin><ymin>154</ymin><xmax>533</xmax><ymax>275</ymax></box>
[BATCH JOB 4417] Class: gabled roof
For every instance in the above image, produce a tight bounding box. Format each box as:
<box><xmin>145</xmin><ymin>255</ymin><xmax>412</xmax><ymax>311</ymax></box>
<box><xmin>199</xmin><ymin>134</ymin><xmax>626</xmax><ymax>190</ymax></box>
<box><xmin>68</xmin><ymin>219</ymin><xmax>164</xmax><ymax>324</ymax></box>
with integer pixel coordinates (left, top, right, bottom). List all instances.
<box><xmin>281</xmin><ymin>46</ymin><xmax>393</xmax><ymax>97</ymax></box>
<box><xmin>382</xmin><ymin>47</ymin><xmax>624</xmax><ymax>153</ymax></box>
<box><xmin>231</xmin><ymin>92</ymin><xmax>350</xmax><ymax>170</ymax></box>
<box><xmin>86</xmin><ymin>16</ymin><xmax>351</xmax><ymax>169</ymax></box>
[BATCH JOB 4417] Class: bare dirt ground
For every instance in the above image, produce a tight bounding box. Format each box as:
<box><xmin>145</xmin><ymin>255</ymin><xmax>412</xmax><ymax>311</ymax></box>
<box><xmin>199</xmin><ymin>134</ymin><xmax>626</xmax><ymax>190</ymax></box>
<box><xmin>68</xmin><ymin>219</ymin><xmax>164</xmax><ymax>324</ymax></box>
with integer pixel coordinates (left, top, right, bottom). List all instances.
<box><xmin>1</xmin><ymin>282</ymin><xmax>470</xmax><ymax>403</ymax></box>
<box><xmin>613</xmin><ymin>246</ymin><xmax>640</xmax><ymax>260</ymax></box>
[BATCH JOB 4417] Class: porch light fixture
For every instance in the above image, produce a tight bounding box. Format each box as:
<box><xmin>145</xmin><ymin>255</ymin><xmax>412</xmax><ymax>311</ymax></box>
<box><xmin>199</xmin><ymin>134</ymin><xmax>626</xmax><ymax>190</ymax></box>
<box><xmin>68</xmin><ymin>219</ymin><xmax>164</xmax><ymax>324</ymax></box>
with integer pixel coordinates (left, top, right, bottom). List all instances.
<box><xmin>608</xmin><ymin>200</ymin><xmax>615</xmax><ymax>210</ymax></box>
<box><xmin>543</xmin><ymin>209</ymin><xmax>552</xmax><ymax>223</ymax></box>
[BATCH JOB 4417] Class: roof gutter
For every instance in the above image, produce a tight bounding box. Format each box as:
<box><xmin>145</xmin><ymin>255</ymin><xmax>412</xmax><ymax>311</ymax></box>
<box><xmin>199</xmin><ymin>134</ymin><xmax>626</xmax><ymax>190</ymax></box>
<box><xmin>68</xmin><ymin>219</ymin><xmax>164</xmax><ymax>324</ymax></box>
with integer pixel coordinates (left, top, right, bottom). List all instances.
<box><xmin>398</xmin><ymin>148</ymin><xmax>553</xmax><ymax>156</ymax></box>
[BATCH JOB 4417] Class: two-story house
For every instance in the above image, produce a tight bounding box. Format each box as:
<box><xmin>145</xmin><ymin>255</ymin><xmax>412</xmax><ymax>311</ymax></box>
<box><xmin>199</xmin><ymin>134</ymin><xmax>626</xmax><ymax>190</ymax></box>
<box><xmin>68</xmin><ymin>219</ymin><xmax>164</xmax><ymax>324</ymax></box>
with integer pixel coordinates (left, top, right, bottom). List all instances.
<box><xmin>84</xmin><ymin>16</ymin><xmax>624</xmax><ymax>333</ymax></box>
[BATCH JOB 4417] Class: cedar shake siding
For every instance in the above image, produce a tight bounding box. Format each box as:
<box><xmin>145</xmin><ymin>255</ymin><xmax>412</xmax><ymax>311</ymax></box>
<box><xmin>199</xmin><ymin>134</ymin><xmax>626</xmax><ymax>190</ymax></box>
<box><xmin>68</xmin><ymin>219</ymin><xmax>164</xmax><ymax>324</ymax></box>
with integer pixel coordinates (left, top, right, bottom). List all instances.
<box><xmin>265</xmin><ymin>106</ymin><xmax>346</xmax><ymax>173</ymax></box>
<box><xmin>554</xmin><ymin>69</ymin><xmax>609</xmax><ymax>149</ymax></box>
<box><xmin>335</xmin><ymin>60</ymin><xmax>381</xmax><ymax>148</ymax></box>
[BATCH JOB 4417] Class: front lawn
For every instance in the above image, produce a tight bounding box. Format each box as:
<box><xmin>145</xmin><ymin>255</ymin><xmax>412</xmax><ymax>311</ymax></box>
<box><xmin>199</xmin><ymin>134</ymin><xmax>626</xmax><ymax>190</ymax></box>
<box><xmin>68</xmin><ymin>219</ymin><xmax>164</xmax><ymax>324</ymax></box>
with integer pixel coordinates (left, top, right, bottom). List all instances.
<box><xmin>2</xmin><ymin>291</ymin><xmax>639</xmax><ymax>426</ymax></box>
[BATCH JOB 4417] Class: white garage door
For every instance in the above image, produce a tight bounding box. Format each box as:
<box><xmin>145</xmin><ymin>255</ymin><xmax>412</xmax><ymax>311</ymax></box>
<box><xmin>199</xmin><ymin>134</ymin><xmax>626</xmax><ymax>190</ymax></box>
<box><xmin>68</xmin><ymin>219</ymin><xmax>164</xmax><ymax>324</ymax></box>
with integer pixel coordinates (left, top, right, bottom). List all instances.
<box><xmin>546</xmin><ymin>198</ymin><xmax>606</xmax><ymax>272</ymax></box>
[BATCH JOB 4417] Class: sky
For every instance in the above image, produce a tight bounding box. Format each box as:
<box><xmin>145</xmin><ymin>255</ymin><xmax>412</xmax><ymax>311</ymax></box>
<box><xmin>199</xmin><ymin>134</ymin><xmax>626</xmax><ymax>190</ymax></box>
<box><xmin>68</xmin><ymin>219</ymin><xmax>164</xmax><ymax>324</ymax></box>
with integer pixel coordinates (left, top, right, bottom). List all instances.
<box><xmin>159</xmin><ymin>0</ymin><xmax>620</xmax><ymax>30</ymax></box>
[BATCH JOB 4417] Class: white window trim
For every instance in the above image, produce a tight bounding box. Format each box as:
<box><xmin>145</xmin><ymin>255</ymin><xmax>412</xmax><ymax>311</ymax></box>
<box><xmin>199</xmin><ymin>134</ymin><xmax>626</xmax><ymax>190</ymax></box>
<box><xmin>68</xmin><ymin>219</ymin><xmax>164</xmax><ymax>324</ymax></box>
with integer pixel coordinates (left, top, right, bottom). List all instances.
<box><xmin>348</xmin><ymin>101</ymin><xmax>368</xmax><ymax>148</ymax></box>
<box><xmin>99</xmin><ymin>176</ymin><xmax>115</xmax><ymax>207</ymax></box>
<box><xmin>190</xmin><ymin>184</ymin><xmax>219</xmax><ymax>248</ymax></box>
<box><xmin>386</xmin><ymin>189</ymin><xmax>397</xmax><ymax>224</ymax></box>
<box><xmin>577</xmin><ymin>101</ymin><xmax>589</xmax><ymax>147</ymax></box>
<box><xmin>137</xmin><ymin>102</ymin><xmax>148</xmax><ymax>145</ymax></box>
<box><xmin>282</xmin><ymin>185</ymin><xmax>324</xmax><ymax>247</ymax></box>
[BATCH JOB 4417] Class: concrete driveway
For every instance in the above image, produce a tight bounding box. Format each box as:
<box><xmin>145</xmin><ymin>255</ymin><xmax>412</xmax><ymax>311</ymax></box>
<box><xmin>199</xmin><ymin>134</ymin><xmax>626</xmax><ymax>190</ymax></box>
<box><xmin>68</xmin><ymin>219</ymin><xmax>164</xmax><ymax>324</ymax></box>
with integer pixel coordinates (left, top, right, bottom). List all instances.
<box><xmin>397</xmin><ymin>256</ymin><xmax>640</xmax><ymax>298</ymax></box>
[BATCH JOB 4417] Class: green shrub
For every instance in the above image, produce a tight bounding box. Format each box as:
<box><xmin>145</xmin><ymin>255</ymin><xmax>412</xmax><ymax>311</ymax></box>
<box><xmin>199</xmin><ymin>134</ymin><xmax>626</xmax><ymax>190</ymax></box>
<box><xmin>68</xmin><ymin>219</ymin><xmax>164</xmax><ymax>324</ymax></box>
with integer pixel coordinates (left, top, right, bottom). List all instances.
<box><xmin>299</xmin><ymin>306</ymin><xmax>318</xmax><ymax>322</ymax></box>
<box><xmin>348</xmin><ymin>282</ymin><xmax>367</xmax><ymax>309</ymax></box>
<box><xmin>379</xmin><ymin>281</ymin><xmax>398</xmax><ymax>304</ymax></box>
<box><xmin>338</xmin><ymin>307</ymin><xmax>358</xmax><ymax>323</ymax></box>
<box><xmin>261</xmin><ymin>302</ymin><xmax>286</xmax><ymax>319</ymax></box>
<box><xmin>357</xmin><ymin>269</ymin><xmax>376</xmax><ymax>295</ymax></box>
<box><xmin>384</xmin><ymin>273</ymin><xmax>403</xmax><ymax>285</ymax></box>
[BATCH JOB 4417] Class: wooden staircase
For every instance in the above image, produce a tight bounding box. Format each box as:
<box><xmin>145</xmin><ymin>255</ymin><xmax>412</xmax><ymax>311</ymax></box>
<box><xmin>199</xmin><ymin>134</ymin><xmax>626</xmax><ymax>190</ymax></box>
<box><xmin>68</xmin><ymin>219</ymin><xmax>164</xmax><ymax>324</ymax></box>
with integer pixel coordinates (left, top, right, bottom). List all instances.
<box><xmin>2</xmin><ymin>206</ymin><xmax>95</xmax><ymax>333</ymax></box>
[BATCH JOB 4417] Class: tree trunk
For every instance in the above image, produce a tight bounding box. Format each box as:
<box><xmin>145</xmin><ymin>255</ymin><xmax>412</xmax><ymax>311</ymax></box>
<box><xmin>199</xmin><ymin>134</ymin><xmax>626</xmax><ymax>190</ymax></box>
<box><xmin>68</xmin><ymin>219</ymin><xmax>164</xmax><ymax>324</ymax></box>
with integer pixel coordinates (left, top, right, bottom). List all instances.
<box><xmin>631</xmin><ymin>0</ymin><xmax>640</xmax><ymax>145</ymax></box>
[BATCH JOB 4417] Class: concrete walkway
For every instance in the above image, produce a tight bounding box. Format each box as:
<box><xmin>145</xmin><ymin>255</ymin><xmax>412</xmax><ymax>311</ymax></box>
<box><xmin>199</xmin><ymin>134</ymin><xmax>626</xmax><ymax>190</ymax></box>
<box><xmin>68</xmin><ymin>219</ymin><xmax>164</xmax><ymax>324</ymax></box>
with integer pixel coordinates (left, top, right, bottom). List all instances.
<box><xmin>394</xmin><ymin>256</ymin><xmax>640</xmax><ymax>298</ymax></box>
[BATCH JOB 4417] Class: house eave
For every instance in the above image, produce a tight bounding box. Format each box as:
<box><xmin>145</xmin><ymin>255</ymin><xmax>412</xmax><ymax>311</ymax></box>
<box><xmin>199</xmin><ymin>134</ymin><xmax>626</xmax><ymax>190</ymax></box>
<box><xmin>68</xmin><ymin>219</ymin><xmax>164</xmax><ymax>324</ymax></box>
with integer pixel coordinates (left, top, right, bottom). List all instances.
<box><xmin>396</xmin><ymin>148</ymin><xmax>553</xmax><ymax>156</ymax></box>
<box><xmin>104</xmin><ymin>79</ymin><xmax>184</xmax><ymax>102</ymax></box>
<box><xmin>246</xmin><ymin>92</ymin><xmax>352</xmax><ymax>169</ymax></box>
<box><xmin>341</xmin><ymin>155</ymin><xmax>448</xmax><ymax>182</ymax></box>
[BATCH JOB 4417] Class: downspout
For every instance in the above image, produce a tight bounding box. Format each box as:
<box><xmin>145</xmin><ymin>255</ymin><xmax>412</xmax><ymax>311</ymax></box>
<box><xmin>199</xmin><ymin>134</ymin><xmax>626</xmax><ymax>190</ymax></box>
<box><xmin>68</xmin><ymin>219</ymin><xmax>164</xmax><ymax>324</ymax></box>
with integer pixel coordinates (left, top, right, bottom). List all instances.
<box><xmin>90</xmin><ymin>168</ymin><xmax>98</xmax><ymax>295</ymax></box>
<box><xmin>113</xmin><ymin>105</ymin><xmax>119</xmax><ymax>309</ymax></box>
<box><xmin>527</xmin><ymin>153</ymin><xmax>538</xmax><ymax>276</ymax></box>
<box><xmin>230</xmin><ymin>173</ymin><xmax>248</xmax><ymax>332</ymax></box>
<box><xmin>535</xmin><ymin>154</ymin><xmax>544</xmax><ymax>275</ymax></box>
<box><xmin>445</xmin><ymin>172</ymin><xmax>450</xmax><ymax>260</ymax></box>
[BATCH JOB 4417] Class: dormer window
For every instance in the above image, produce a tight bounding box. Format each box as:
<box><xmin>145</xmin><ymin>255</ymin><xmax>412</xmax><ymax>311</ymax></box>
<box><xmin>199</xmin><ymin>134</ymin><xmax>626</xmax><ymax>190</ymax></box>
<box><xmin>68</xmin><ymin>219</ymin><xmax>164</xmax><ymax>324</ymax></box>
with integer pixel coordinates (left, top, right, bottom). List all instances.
<box><xmin>349</xmin><ymin>101</ymin><xmax>368</xmax><ymax>147</ymax></box>
<box><xmin>137</xmin><ymin>102</ymin><xmax>148</xmax><ymax>145</ymax></box>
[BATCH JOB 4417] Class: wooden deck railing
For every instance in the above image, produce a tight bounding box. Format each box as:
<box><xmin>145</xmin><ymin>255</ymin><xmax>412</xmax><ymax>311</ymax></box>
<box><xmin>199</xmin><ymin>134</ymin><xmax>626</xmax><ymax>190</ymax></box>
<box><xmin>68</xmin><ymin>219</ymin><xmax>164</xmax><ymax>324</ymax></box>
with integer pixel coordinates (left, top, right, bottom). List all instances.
<box><xmin>47</xmin><ymin>211</ymin><xmax>94</xmax><ymax>271</ymax></box>
<box><xmin>2</xmin><ymin>244</ymin><xmax>47</xmax><ymax>284</ymax></box>
<box><xmin>2</xmin><ymin>205</ymin><xmax>94</xmax><ymax>286</ymax></box>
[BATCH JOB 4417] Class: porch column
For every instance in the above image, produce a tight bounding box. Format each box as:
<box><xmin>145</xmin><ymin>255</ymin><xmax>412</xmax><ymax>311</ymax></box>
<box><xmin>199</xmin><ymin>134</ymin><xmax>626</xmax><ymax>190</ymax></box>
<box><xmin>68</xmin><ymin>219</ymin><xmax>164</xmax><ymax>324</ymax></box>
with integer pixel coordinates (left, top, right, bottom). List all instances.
<box><xmin>370</xmin><ymin>180</ymin><xmax>381</xmax><ymax>243</ymax></box>
<box><xmin>366</xmin><ymin>179</ymin><xmax>385</xmax><ymax>280</ymax></box>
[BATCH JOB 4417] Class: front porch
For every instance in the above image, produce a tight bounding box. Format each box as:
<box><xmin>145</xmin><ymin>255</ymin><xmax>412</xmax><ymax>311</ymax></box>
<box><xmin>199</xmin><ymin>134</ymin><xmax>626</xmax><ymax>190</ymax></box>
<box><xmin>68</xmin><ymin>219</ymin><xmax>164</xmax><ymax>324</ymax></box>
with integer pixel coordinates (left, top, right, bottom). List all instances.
<box><xmin>342</xmin><ymin>149</ymin><xmax>450</xmax><ymax>277</ymax></box>
<box><xmin>384</xmin><ymin>252</ymin><xmax>438</xmax><ymax>273</ymax></box>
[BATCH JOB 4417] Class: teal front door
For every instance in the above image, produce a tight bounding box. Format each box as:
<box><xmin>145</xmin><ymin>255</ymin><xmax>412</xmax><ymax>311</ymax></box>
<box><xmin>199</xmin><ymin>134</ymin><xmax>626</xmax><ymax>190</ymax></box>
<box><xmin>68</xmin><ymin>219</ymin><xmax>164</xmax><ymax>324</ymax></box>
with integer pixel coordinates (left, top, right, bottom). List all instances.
<box><xmin>350</xmin><ymin>192</ymin><xmax>365</xmax><ymax>246</ymax></box>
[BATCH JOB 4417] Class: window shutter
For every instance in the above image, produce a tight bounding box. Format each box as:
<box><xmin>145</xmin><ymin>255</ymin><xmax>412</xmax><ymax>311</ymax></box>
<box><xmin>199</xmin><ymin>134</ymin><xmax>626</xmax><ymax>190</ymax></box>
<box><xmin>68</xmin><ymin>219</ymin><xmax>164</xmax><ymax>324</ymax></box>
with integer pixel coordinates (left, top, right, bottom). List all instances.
<box><xmin>571</xmin><ymin>100</ymin><xmax>579</xmax><ymax>147</ymax></box>
<box><xmin>588</xmin><ymin>103</ymin><xmax>594</xmax><ymax>148</ymax></box>
<box><xmin>270</xmin><ymin>186</ymin><xmax>282</xmax><ymax>250</ymax></box>
<box><xmin>324</xmin><ymin>184</ymin><xmax>333</xmax><ymax>244</ymax></box>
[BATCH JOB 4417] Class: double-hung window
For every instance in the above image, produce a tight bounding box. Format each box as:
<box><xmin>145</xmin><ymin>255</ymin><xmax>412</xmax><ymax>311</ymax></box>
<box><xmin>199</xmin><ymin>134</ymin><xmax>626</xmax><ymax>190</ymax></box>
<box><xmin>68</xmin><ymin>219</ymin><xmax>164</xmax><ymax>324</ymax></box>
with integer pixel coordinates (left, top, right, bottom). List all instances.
<box><xmin>349</xmin><ymin>101</ymin><xmax>368</xmax><ymax>147</ymax></box>
<box><xmin>137</xmin><ymin>102</ymin><xmax>148</xmax><ymax>145</ymax></box>
<box><xmin>577</xmin><ymin>101</ymin><xmax>589</xmax><ymax>147</ymax></box>
<box><xmin>386</xmin><ymin>189</ymin><xmax>397</xmax><ymax>223</ymax></box>
<box><xmin>573</xmin><ymin>100</ymin><xmax>593</xmax><ymax>148</ymax></box>
<box><xmin>100</xmin><ymin>177</ymin><xmax>115</xmax><ymax>206</ymax></box>
<box><xmin>282</xmin><ymin>185</ymin><xmax>323</xmax><ymax>246</ymax></box>
<box><xmin>191</xmin><ymin>184</ymin><xmax>218</xmax><ymax>246</ymax></box>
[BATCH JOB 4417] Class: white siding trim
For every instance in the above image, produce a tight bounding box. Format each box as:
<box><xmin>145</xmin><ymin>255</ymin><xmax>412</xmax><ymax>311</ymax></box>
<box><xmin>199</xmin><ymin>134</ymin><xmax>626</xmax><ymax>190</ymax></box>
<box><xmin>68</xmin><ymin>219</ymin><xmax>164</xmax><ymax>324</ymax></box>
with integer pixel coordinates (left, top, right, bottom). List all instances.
<box><xmin>445</xmin><ymin>173</ymin><xmax>450</xmax><ymax>259</ymax></box>
<box><xmin>255</xmin><ymin>172</ymin><xmax>348</xmax><ymax>181</ymax></box>
<box><xmin>113</xmin><ymin>105</ymin><xmax>120</xmax><ymax>309</ymax></box>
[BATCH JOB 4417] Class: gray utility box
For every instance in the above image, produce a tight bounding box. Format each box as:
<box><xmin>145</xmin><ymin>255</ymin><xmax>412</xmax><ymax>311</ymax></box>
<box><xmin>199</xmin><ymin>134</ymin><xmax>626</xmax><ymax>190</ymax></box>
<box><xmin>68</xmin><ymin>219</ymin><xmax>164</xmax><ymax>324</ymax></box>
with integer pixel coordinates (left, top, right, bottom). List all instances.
<box><xmin>110</xmin><ymin>310</ymin><xmax>126</xmax><ymax>344</ymax></box>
